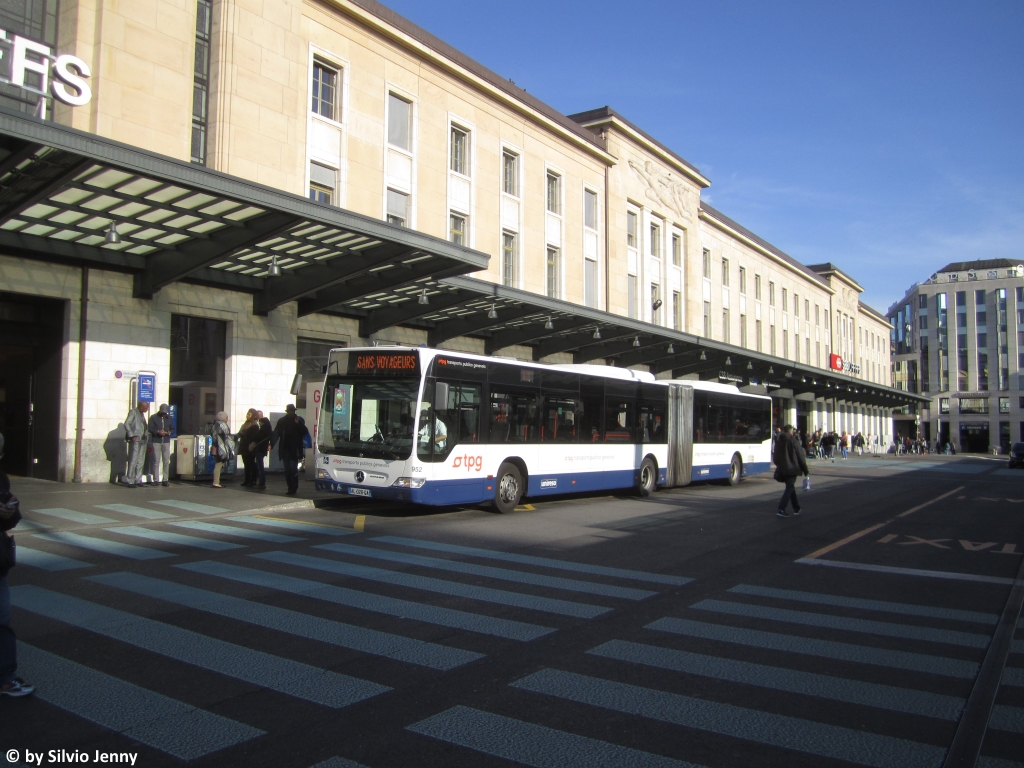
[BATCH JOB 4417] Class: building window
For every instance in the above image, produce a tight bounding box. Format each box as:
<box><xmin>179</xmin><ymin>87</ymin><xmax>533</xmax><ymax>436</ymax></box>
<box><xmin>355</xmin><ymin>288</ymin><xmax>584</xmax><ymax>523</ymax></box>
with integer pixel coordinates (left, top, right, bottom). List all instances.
<box><xmin>546</xmin><ymin>172</ymin><xmax>560</xmax><ymax>214</ymax></box>
<box><xmin>769</xmin><ymin>281</ymin><xmax>776</xmax><ymax>306</ymax></box>
<box><xmin>722</xmin><ymin>258</ymin><xmax>730</xmax><ymax>287</ymax></box>
<box><xmin>755</xmin><ymin>274</ymin><xmax>762</xmax><ymax>301</ymax></box>
<box><xmin>806</xmin><ymin>337</ymin><xmax>811</xmax><ymax>365</ymax></box>
<box><xmin>815</xmin><ymin>305</ymin><xmax>820</xmax><ymax>325</ymax></box>
<box><xmin>502</xmin><ymin>150</ymin><xmax>519</xmax><ymax>197</ymax></box>
<box><xmin>501</xmin><ymin>231</ymin><xmax>517</xmax><ymax>286</ymax></box>
<box><xmin>673</xmin><ymin>291</ymin><xmax>682</xmax><ymax>331</ymax></box>
<box><xmin>756</xmin><ymin>319</ymin><xmax>763</xmax><ymax>352</ymax></box>
<box><xmin>672</xmin><ymin>233</ymin><xmax>682</xmax><ymax>267</ymax></box>
<box><xmin>794</xmin><ymin>333</ymin><xmax>799</xmax><ymax>362</ymax></box>
<box><xmin>978</xmin><ymin>351</ymin><xmax>989</xmax><ymax>391</ymax></box>
<box><xmin>387</xmin><ymin>93</ymin><xmax>412</xmax><ymax>151</ymax></box>
<box><xmin>652</xmin><ymin>284</ymin><xmax>662</xmax><ymax>324</ymax></box>
<box><xmin>782</xmin><ymin>287</ymin><xmax>788</xmax><ymax>312</ymax></box>
<box><xmin>449</xmin><ymin>212</ymin><xmax>466</xmax><ymax>245</ymax></box>
<box><xmin>584</xmin><ymin>190</ymin><xmax>598</xmax><ymax>229</ymax></box>
<box><xmin>999</xmin><ymin>397</ymin><xmax>1010</xmax><ymax>414</ymax></box>
<box><xmin>546</xmin><ymin>247</ymin><xmax>560</xmax><ymax>298</ymax></box>
<box><xmin>703</xmin><ymin>301</ymin><xmax>711</xmax><ymax>338</ymax></box>
<box><xmin>628</xmin><ymin>275</ymin><xmax>637</xmax><ymax>319</ymax></box>
<box><xmin>190</xmin><ymin>0</ymin><xmax>212</xmax><ymax>165</ymax></box>
<box><xmin>584</xmin><ymin>258</ymin><xmax>597</xmax><ymax>308</ymax></box>
<box><xmin>312</xmin><ymin>59</ymin><xmax>339</xmax><ymax>120</ymax></box>
<box><xmin>939</xmin><ymin>397</ymin><xmax>950</xmax><ymax>414</ymax></box>
<box><xmin>783</xmin><ymin>330</ymin><xmax>788</xmax><ymax>358</ymax></box>
<box><xmin>450</xmin><ymin>125</ymin><xmax>468</xmax><ymax>175</ymax></box>
<box><xmin>739</xmin><ymin>267</ymin><xmax>746</xmax><ymax>294</ymax></box>
<box><xmin>794</xmin><ymin>294</ymin><xmax>800</xmax><ymax>318</ymax></box>
<box><xmin>626</xmin><ymin>211</ymin><xmax>638</xmax><ymax>248</ymax></box>
<box><xmin>740</xmin><ymin>314</ymin><xmax>747</xmax><ymax>348</ymax></box>
<box><xmin>309</xmin><ymin>162</ymin><xmax>336</xmax><ymax>204</ymax></box>
<box><xmin>722</xmin><ymin>308</ymin><xmax>730</xmax><ymax>343</ymax></box>
<box><xmin>816</xmin><ymin>341</ymin><xmax>821</xmax><ymax>367</ymax></box>
<box><xmin>386</xmin><ymin>189</ymin><xmax>408</xmax><ymax>226</ymax></box>
<box><xmin>770</xmin><ymin>325</ymin><xmax>776</xmax><ymax>355</ymax></box>
<box><xmin>650</xmin><ymin>222</ymin><xmax>661</xmax><ymax>258</ymax></box>
<box><xmin>702</xmin><ymin>248</ymin><xmax>711</xmax><ymax>279</ymax></box>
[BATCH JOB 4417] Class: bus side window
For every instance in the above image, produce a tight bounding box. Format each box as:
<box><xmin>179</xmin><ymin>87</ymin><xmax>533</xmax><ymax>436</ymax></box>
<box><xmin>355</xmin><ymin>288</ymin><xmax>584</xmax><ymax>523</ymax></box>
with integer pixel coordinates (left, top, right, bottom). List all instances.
<box><xmin>542</xmin><ymin>395</ymin><xmax>580</xmax><ymax>443</ymax></box>
<box><xmin>579</xmin><ymin>380</ymin><xmax>604</xmax><ymax>443</ymax></box>
<box><xmin>603</xmin><ymin>381</ymin><xmax>635</xmax><ymax>443</ymax></box>
<box><xmin>692</xmin><ymin>391</ymin><xmax>707</xmax><ymax>443</ymax></box>
<box><xmin>490</xmin><ymin>387</ymin><xmax>540</xmax><ymax>443</ymax></box>
<box><xmin>638</xmin><ymin>384</ymin><xmax>667</xmax><ymax>444</ymax></box>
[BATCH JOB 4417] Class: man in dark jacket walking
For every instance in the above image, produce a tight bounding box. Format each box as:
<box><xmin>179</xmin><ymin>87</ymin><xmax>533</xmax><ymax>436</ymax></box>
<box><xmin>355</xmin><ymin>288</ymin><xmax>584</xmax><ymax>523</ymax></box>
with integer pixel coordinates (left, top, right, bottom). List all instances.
<box><xmin>274</xmin><ymin>404</ymin><xmax>309</xmax><ymax>495</ymax></box>
<box><xmin>773</xmin><ymin>424</ymin><xmax>809</xmax><ymax>518</ymax></box>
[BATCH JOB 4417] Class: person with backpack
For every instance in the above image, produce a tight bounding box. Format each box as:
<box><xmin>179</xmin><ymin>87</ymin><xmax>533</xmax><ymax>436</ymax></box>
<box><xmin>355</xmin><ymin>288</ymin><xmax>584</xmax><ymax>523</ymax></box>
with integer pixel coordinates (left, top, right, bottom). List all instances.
<box><xmin>0</xmin><ymin>433</ymin><xmax>34</xmax><ymax>697</ymax></box>
<box><xmin>209</xmin><ymin>411</ymin><xmax>235</xmax><ymax>489</ymax></box>
<box><xmin>773</xmin><ymin>424</ymin><xmax>809</xmax><ymax>518</ymax></box>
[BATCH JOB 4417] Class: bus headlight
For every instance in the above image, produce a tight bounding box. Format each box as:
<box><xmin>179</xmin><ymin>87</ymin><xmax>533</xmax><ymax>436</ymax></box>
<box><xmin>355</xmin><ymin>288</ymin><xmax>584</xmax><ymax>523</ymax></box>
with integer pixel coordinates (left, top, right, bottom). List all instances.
<box><xmin>392</xmin><ymin>477</ymin><xmax>426</xmax><ymax>488</ymax></box>
<box><xmin>316</xmin><ymin>468</ymin><xmax>330</xmax><ymax>479</ymax></box>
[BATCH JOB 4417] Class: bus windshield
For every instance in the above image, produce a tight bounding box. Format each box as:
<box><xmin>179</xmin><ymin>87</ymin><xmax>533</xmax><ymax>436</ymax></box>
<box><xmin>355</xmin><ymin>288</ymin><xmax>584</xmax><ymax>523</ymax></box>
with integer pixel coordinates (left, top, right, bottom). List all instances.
<box><xmin>318</xmin><ymin>377</ymin><xmax>420</xmax><ymax>460</ymax></box>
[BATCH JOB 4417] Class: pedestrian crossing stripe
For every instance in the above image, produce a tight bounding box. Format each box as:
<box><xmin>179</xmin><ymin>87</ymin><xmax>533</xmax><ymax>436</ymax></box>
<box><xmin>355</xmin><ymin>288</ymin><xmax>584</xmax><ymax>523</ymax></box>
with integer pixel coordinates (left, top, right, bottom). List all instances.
<box><xmin>315</xmin><ymin>542</ymin><xmax>656</xmax><ymax>600</ymax></box>
<box><xmin>150</xmin><ymin>500</ymin><xmax>228</xmax><ymax>515</ymax></box>
<box><xmin>254</xmin><ymin>551</ymin><xmax>609</xmax><ymax>619</ymax></box>
<box><xmin>17</xmin><ymin>644</ymin><xmax>264</xmax><ymax>760</ymax></box>
<box><xmin>169</xmin><ymin>519</ymin><xmax>302</xmax><ymax>543</ymax></box>
<box><xmin>105</xmin><ymin>525</ymin><xmax>245</xmax><ymax>551</ymax></box>
<box><xmin>36</xmin><ymin>531</ymin><xmax>174</xmax><ymax>560</ymax></box>
<box><xmin>692</xmin><ymin>598</ymin><xmax>991</xmax><ymax>648</ymax></box>
<box><xmin>408</xmin><ymin>705</ymin><xmax>698</xmax><ymax>768</ymax></box>
<box><xmin>32</xmin><ymin>507</ymin><xmax>118</xmax><ymax>525</ymax></box>
<box><xmin>372</xmin><ymin>535</ymin><xmax>692</xmax><ymax>586</ymax></box>
<box><xmin>178</xmin><ymin>560</ymin><xmax>554</xmax><ymax>641</ymax></box>
<box><xmin>95</xmin><ymin>503</ymin><xmax>176</xmax><ymax>520</ymax></box>
<box><xmin>728</xmin><ymin>584</ymin><xmax>1000</xmax><ymax>625</ymax></box>
<box><xmin>230</xmin><ymin>514</ymin><xmax>356</xmax><ymax>535</ymax></box>
<box><xmin>988</xmin><ymin>705</ymin><xmax>1024</xmax><ymax>734</ymax></box>
<box><xmin>11</xmin><ymin>586</ymin><xmax>390</xmax><ymax>708</ymax></box>
<box><xmin>588</xmin><ymin>639</ymin><xmax>965</xmax><ymax>720</ymax></box>
<box><xmin>88</xmin><ymin>572</ymin><xmax>483</xmax><ymax>670</ymax></box>
<box><xmin>14</xmin><ymin>546</ymin><xmax>92</xmax><ymax>571</ymax></box>
<box><xmin>511</xmin><ymin>668</ymin><xmax>947</xmax><ymax>768</ymax></box>
<box><xmin>647</xmin><ymin>617</ymin><xmax>980</xmax><ymax>679</ymax></box>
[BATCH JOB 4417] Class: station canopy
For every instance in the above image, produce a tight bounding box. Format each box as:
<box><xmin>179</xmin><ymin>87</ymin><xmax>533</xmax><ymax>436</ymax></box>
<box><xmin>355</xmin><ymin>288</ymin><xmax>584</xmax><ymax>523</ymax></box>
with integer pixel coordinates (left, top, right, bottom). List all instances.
<box><xmin>0</xmin><ymin>107</ymin><xmax>923</xmax><ymax>408</ymax></box>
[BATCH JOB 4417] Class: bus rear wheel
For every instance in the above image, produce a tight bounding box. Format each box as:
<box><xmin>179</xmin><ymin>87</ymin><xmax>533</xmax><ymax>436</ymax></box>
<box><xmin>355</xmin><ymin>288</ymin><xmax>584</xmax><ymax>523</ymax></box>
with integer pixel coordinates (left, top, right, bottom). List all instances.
<box><xmin>494</xmin><ymin>461</ymin><xmax>524</xmax><ymax>513</ymax></box>
<box><xmin>638</xmin><ymin>457</ymin><xmax>657</xmax><ymax>497</ymax></box>
<box><xmin>727</xmin><ymin>454</ymin><xmax>742</xmax><ymax>486</ymax></box>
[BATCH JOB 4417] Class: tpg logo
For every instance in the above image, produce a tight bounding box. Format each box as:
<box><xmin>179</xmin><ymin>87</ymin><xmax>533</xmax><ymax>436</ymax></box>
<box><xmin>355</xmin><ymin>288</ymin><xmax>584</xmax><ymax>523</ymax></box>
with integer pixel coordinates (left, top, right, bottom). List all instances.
<box><xmin>451</xmin><ymin>454</ymin><xmax>483</xmax><ymax>472</ymax></box>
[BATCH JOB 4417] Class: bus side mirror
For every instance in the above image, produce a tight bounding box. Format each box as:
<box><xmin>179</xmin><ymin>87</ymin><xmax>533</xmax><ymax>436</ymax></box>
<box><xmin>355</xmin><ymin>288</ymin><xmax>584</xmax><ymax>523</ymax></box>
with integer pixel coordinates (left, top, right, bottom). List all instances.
<box><xmin>435</xmin><ymin>382</ymin><xmax>449</xmax><ymax>410</ymax></box>
<box><xmin>290</xmin><ymin>373</ymin><xmax>303</xmax><ymax>396</ymax></box>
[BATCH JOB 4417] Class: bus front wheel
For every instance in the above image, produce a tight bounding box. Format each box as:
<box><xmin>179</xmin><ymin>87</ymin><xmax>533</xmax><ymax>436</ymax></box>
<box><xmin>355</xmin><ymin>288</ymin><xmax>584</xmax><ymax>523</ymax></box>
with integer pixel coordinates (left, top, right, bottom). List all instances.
<box><xmin>638</xmin><ymin>457</ymin><xmax>657</xmax><ymax>497</ymax></box>
<box><xmin>494</xmin><ymin>461</ymin><xmax>524</xmax><ymax>513</ymax></box>
<box><xmin>727</xmin><ymin>454</ymin><xmax>743</xmax><ymax>486</ymax></box>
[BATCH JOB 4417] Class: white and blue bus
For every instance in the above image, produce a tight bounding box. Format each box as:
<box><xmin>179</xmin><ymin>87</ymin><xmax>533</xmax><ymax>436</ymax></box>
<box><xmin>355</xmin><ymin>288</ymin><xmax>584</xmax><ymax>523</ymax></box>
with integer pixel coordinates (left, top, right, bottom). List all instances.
<box><xmin>314</xmin><ymin>347</ymin><xmax>772</xmax><ymax>511</ymax></box>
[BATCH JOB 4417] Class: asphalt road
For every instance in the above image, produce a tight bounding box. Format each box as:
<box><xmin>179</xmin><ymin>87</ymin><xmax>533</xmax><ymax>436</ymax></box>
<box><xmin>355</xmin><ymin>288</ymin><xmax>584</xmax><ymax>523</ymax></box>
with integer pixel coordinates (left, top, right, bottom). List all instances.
<box><xmin>2</xmin><ymin>453</ymin><xmax>1022</xmax><ymax>768</ymax></box>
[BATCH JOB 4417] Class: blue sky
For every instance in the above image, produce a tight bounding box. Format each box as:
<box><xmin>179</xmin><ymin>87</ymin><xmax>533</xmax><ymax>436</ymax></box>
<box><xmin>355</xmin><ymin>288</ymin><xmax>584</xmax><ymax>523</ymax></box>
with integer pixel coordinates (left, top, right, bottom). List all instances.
<box><xmin>382</xmin><ymin>0</ymin><xmax>1023</xmax><ymax>313</ymax></box>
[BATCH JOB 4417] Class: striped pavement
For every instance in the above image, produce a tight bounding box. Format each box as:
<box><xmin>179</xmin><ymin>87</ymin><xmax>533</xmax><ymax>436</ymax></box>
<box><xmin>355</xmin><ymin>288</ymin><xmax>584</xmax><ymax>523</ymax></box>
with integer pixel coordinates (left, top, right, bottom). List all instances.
<box><xmin>10</xmin><ymin>528</ymin><xmax>687</xmax><ymax>763</ymax></box>
<box><xmin>410</xmin><ymin>583</ymin><xmax>1019</xmax><ymax>768</ymax></box>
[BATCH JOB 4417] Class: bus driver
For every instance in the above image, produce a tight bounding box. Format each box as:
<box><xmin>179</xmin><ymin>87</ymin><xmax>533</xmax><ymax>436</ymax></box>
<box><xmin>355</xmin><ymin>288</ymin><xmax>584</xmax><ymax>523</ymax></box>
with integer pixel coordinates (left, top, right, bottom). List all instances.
<box><xmin>418</xmin><ymin>408</ymin><xmax>447</xmax><ymax>454</ymax></box>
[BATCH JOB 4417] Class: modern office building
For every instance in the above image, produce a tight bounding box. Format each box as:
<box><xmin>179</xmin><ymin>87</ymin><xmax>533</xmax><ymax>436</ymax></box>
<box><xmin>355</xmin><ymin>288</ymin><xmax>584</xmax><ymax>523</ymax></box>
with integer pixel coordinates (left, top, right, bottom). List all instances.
<box><xmin>888</xmin><ymin>259</ymin><xmax>1024</xmax><ymax>452</ymax></box>
<box><xmin>0</xmin><ymin>0</ymin><xmax>919</xmax><ymax>481</ymax></box>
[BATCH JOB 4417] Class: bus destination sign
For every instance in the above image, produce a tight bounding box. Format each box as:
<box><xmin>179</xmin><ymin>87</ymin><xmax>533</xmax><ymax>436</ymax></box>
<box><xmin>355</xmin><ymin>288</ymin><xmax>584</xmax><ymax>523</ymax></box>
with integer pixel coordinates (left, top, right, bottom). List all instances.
<box><xmin>349</xmin><ymin>352</ymin><xmax>419</xmax><ymax>376</ymax></box>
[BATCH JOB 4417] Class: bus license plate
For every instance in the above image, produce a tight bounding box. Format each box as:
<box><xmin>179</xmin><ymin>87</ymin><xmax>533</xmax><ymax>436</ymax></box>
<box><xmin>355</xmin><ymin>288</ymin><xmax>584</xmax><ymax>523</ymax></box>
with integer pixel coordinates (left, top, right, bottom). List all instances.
<box><xmin>348</xmin><ymin>487</ymin><xmax>371</xmax><ymax>497</ymax></box>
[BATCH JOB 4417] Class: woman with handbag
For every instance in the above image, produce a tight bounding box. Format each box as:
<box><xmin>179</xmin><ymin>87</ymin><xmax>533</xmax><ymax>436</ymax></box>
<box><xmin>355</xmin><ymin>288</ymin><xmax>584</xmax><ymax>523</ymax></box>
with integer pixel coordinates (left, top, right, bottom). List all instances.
<box><xmin>210</xmin><ymin>411</ymin><xmax>235</xmax><ymax>489</ymax></box>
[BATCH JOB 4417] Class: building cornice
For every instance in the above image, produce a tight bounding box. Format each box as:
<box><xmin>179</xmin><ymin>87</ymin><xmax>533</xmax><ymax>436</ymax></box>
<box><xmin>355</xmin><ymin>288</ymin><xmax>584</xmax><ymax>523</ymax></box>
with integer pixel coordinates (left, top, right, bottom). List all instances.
<box><xmin>329</xmin><ymin>0</ymin><xmax>617</xmax><ymax>166</ymax></box>
<box><xmin>698</xmin><ymin>206</ymin><xmax>834</xmax><ymax>294</ymax></box>
<box><xmin>571</xmin><ymin>113</ymin><xmax>711</xmax><ymax>188</ymax></box>
<box><xmin>858</xmin><ymin>301</ymin><xmax>889</xmax><ymax>325</ymax></box>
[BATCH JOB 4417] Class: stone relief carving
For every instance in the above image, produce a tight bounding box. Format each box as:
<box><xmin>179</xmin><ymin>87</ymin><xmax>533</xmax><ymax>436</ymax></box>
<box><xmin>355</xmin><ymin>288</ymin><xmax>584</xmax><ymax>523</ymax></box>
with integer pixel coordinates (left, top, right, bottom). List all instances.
<box><xmin>628</xmin><ymin>158</ymin><xmax>695</xmax><ymax>220</ymax></box>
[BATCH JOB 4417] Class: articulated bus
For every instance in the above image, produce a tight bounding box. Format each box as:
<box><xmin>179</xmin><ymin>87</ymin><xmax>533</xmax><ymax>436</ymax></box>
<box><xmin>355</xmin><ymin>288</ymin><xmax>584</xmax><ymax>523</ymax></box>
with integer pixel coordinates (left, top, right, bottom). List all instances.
<box><xmin>314</xmin><ymin>346</ymin><xmax>772</xmax><ymax>511</ymax></box>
